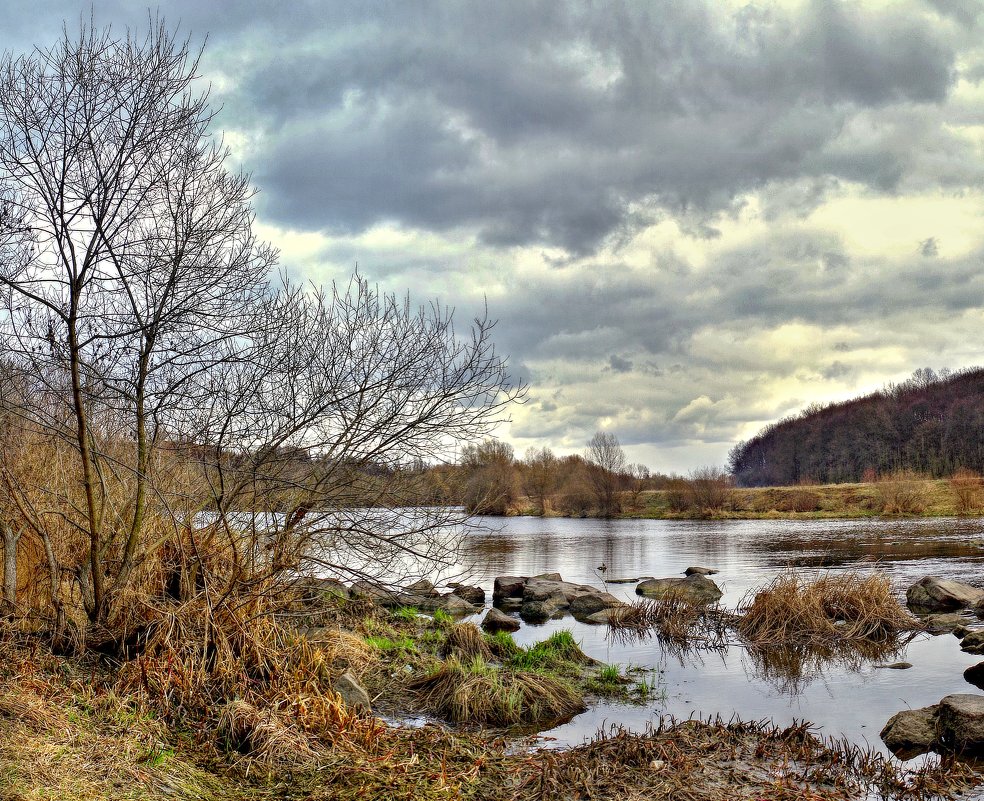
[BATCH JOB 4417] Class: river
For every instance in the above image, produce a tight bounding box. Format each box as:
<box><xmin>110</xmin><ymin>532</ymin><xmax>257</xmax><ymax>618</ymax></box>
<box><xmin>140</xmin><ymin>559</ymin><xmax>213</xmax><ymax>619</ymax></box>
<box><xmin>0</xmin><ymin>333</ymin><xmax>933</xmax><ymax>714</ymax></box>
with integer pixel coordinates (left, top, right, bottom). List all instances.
<box><xmin>454</xmin><ymin>515</ymin><xmax>984</xmax><ymax>759</ymax></box>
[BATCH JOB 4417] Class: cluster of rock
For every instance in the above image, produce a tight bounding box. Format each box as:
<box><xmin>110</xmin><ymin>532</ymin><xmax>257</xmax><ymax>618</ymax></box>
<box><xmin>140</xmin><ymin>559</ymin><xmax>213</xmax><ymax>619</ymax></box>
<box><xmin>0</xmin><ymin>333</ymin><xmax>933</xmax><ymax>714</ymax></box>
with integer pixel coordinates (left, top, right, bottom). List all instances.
<box><xmin>879</xmin><ymin>575</ymin><xmax>984</xmax><ymax>757</ymax></box>
<box><xmin>490</xmin><ymin>573</ymin><xmax>627</xmax><ymax>624</ymax></box>
<box><xmin>303</xmin><ymin>576</ymin><xmax>485</xmax><ymax>615</ymax></box>
<box><xmin>881</xmin><ymin>695</ymin><xmax>984</xmax><ymax>758</ymax></box>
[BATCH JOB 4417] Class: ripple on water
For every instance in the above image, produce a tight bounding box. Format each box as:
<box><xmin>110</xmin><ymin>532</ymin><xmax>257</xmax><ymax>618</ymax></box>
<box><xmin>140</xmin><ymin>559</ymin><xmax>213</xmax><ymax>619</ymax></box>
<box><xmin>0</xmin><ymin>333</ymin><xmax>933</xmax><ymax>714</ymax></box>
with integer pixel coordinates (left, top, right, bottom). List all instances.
<box><xmin>454</xmin><ymin>515</ymin><xmax>984</xmax><ymax>761</ymax></box>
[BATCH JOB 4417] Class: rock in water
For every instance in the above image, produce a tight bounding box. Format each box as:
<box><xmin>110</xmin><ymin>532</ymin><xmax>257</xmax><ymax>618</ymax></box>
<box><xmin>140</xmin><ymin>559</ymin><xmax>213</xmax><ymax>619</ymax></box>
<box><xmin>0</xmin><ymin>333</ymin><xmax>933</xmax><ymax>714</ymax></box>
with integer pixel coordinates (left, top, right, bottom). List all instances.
<box><xmin>938</xmin><ymin>694</ymin><xmax>984</xmax><ymax>753</ymax></box>
<box><xmin>636</xmin><ymin>574</ymin><xmax>723</xmax><ymax>604</ymax></box>
<box><xmin>906</xmin><ymin>577</ymin><xmax>984</xmax><ymax>614</ymax></box>
<box><xmin>684</xmin><ymin>566</ymin><xmax>719</xmax><ymax>576</ymax></box>
<box><xmin>962</xmin><ymin>631</ymin><xmax>984</xmax><ymax>655</ymax></box>
<box><xmin>481</xmin><ymin>607</ymin><xmax>520</xmax><ymax>633</ymax></box>
<box><xmin>451</xmin><ymin>584</ymin><xmax>486</xmax><ymax>605</ymax></box>
<box><xmin>964</xmin><ymin>662</ymin><xmax>984</xmax><ymax>691</ymax></box>
<box><xmin>880</xmin><ymin>706</ymin><xmax>939</xmax><ymax>758</ymax></box>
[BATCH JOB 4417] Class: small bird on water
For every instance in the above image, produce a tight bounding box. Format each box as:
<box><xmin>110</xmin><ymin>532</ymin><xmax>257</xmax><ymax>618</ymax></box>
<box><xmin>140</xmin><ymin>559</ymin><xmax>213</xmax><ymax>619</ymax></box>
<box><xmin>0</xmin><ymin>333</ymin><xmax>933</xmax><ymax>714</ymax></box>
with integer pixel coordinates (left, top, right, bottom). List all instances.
<box><xmin>597</xmin><ymin>562</ymin><xmax>607</xmax><ymax>572</ymax></box>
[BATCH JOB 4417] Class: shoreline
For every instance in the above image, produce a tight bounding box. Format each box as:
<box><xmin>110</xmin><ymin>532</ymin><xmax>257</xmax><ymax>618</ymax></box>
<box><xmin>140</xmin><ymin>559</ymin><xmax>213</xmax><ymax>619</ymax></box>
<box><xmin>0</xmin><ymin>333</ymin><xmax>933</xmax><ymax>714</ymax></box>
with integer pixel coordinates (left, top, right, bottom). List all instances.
<box><xmin>498</xmin><ymin>478</ymin><xmax>982</xmax><ymax>521</ymax></box>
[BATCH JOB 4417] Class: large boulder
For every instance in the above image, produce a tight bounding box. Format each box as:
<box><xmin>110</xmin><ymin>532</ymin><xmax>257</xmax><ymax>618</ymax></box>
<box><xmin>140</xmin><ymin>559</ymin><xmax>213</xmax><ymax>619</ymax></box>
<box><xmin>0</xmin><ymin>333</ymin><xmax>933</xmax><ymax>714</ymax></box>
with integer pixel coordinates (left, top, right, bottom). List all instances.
<box><xmin>636</xmin><ymin>574</ymin><xmax>723</xmax><ymax>604</ymax></box>
<box><xmin>880</xmin><ymin>706</ymin><xmax>939</xmax><ymax>758</ymax></box>
<box><xmin>937</xmin><ymin>694</ymin><xmax>984</xmax><ymax>753</ymax></box>
<box><xmin>333</xmin><ymin>671</ymin><xmax>371</xmax><ymax>713</ymax></box>
<box><xmin>481</xmin><ymin>607</ymin><xmax>520</xmax><ymax>633</ymax></box>
<box><xmin>906</xmin><ymin>577</ymin><xmax>984</xmax><ymax>614</ymax></box>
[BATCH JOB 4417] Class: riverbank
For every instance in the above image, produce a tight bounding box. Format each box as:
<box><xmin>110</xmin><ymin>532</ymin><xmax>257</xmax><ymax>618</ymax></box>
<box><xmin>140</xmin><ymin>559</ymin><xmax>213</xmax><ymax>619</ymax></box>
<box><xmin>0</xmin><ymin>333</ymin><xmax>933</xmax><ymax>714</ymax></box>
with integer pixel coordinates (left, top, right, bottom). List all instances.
<box><xmin>3</xmin><ymin>577</ymin><xmax>982</xmax><ymax>801</ymax></box>
<box><xmin>508</xmin><ymin>478</ymin><xmax>974</xmax><ymax>520</ymax></box>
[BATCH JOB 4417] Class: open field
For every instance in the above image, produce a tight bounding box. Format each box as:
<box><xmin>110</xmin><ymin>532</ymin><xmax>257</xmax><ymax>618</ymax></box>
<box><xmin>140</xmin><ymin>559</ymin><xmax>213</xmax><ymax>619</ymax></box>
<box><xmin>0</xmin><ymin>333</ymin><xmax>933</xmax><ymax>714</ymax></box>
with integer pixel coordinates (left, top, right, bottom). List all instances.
<box><xmin>511</xmin><ymin>478</ymin><xmax>975</xmax><ymax>520</ymax></box>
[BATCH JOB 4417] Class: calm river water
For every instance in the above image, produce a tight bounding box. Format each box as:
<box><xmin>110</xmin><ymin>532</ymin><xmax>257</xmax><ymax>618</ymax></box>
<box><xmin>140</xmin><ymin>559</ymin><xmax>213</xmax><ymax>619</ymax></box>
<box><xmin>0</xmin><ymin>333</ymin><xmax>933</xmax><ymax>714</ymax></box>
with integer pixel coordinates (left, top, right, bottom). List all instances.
<box><xmin>455</xmin><ymin>516</ymin><xmax>984</xmax><ymax>759</ymax></box>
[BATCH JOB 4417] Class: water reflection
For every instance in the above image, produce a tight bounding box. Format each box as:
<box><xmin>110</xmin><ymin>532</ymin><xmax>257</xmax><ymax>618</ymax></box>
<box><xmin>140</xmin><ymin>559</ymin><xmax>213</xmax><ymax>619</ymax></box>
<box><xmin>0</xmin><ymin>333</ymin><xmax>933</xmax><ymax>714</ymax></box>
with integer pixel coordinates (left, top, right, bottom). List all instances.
<box><xmin>459</xmin><ymin>515</ymin><xmax>984</xmax><ymax>758</ymax></box>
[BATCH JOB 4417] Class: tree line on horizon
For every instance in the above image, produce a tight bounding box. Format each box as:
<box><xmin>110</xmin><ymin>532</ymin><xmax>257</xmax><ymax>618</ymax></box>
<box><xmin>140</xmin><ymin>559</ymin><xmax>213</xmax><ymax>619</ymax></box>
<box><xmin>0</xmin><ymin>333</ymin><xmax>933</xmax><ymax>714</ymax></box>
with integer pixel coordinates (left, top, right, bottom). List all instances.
<box><xmin>729</xmin><ymin>367</ymin><xmax>984</xmax><ymax>487</ymax></box>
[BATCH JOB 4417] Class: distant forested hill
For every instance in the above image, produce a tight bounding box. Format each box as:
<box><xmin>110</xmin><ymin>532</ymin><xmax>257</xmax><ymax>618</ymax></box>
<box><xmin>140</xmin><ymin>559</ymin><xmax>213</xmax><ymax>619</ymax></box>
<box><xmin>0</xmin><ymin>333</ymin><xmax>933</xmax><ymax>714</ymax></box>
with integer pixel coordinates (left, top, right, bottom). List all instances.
<box><xmin>729</xmin><ymin>368</ymin><xmax>984</xmax><ymax>487</ymax></box>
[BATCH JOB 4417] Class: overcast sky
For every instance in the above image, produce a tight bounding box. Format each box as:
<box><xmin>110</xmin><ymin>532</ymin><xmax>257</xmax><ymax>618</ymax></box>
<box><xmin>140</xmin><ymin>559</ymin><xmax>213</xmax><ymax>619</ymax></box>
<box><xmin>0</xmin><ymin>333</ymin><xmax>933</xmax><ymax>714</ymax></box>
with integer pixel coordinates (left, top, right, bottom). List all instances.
<box><xmin>5</xmin><ymin>1</ymin><xmax>984</xmax><ymax>471</ymax></box>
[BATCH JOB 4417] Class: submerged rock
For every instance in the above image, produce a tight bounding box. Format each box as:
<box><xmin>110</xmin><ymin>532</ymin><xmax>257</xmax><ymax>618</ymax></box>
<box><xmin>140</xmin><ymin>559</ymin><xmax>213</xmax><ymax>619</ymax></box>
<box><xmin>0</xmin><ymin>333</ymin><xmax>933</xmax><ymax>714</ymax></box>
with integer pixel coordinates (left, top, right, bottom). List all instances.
<box><xmin>880</xmin><ymin>706</ymin><xmax>939</xmax><ymax>758</ymax></box>
<box><xmin>906</xmin><ymin>577</ymin><xmax>984</xmax><ymax>614</ymax></box>
<box><xmin>636</xmin><ymin>574</ymin><xmax>723</xmax><ymax>604</ymax></box>
<box><xmin>481</xmin><ymin>607</ymin><xmax>520</xmax><ymax>633</ymax></box>
<box><xmin>921</xmin><ymin>612</ymin><xmax>970</xmax><ymax>634</ymax></box>
<box><xmin>874</xmin><ymin>662</ymin><xmax>913</xmax><ymax>670</ymax></box>
<box><xmin>684</xmin><ymin>566</ymin><xmax>719</xmax><ymax>576</ymax></box>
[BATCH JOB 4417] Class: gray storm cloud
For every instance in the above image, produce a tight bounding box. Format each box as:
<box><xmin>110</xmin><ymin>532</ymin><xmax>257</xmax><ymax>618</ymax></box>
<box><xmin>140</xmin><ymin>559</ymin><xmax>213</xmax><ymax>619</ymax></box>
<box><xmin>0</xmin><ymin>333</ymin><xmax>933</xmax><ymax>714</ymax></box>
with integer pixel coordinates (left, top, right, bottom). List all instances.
<box><xmin>4</xmin><ymin>1</ymin><xmax>984</xmax><ymax>469</ymax></box>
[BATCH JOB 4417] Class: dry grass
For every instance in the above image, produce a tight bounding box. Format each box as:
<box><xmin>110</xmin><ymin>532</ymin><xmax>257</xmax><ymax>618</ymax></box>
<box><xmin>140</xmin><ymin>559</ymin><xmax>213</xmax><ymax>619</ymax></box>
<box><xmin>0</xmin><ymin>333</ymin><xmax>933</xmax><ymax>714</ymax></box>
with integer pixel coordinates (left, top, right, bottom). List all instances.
<box><xmin>442</xmin><ymin>622</ymin><xmax>493</xmax><ymax>661</ymax></box>
<box><xmin>505</xmin><ymin>717</ymin><xmax>980</xmax><ymax>801</ymax></box>
<box><xmin>737</xmin><ymin>571</ymin><xmax>919</xmax><ymax>645</ymax></box>
<box><xmin>407</xmin><ymin>655</ymin><xmax>585</xmax><ymax>727</ymax></box>
<box><xmin>114</xmin><ymin>597</ymin><xmax>386</xmax><ymax>763</ymax></box>
<box><xmin>606</xmin><ymin>597</ymin><xmax>731</xmax><ymax>652</ymax></box>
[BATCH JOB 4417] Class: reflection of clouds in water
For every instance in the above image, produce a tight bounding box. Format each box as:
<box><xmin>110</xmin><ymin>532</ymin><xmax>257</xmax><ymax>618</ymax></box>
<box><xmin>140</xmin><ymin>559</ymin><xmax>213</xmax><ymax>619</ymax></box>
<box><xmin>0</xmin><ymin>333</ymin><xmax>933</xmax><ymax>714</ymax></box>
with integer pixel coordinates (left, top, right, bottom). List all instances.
<box><xmin>461</xmin><ymin>516</ymin><xmax>984</xmax><ymax>758</ymax></box>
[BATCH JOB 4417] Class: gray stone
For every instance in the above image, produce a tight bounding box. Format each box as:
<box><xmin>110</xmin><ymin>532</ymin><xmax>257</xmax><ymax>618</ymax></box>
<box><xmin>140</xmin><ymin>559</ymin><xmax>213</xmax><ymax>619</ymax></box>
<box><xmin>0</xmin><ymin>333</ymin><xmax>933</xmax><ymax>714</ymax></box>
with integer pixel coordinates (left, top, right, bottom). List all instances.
<box><xmin>481</xmin><ymin>607</ymin><xmax>520</xmax><ymax>633</ymax></box>
<box><xmin>921</xmin><ymin>612</ymin><xmax>969</xmax><ymax>634</ymax></box>
<box><xmin>333</xmin><ymin>671</ymin><xmax>371</xmax><ymax>713</ymax></box>
<box><xmin>584</xmin><ymin>608</ymin><xmax>624</xmax><ymax>625</ymax></box>
<box><xmin>874</xmin><ymin>662</ymin><xmax>913</xmax><ymax>670</ymax></box>
<box><xmin>607</xmin><ymin>577</ymin><xmax>642</xmax><ymax>584</ymax></box>
<box><xmin>349</xmin><ymin>581</ymin><xmax>401</xmax><ymax>605</ymax></box>
<box><xmin>636</xmin><ymin>574</ymin><xmax>723</xmax><ymax>604</ymax></box>
<box><xmin>961</xmin><ymin>631</ymin><xmax>984</xmax><ymax>655</ymax></box>
<box><xmin>684</xmin><ymin>566</ymin><xmax>719</xmax><ymax>576</ymax></box>
<box><xmin>405</xmin><ymin>579</ymin><xmax>438</xmax><ymax>597</ymax></box>
<box><xmin>451</xmin><ymin>584</ymin><xmax>486</xmax><ymax>605</ymax></box>
<box><xmin>907</xmin><ymin>577</ymin><xmax>984</xmax><ymax>614</ymax></box>
<box><xmin>880</xmin><ymin>706</ymin><xmax>939</xmax><ymax>758</ymax></box>
<box><xmin>938</xmin><ymin>694</ymin><xmax>984</xmax><ymax>753</ymax></box>
<box><xmin>569</xmin><ymin>591</ymin><xmax>627</xmax><ymax>620</ymax></box>
<box><xmin>493</xmin><ymin>575</ymin><xmax>528</xmax><ymax>601</ymax></box>
<box><xmin>519</xmin><ymin>595</ymin><xmax>568</xmax><ymax>623</ymax></box>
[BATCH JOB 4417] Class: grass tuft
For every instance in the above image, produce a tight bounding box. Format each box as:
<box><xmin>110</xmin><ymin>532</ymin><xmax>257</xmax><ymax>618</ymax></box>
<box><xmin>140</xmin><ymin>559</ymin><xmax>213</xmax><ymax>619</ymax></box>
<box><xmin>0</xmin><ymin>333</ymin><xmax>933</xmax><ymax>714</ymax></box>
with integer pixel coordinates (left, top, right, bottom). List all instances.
<box><xmin>407</xmin><ymin>655</ymin><xmax>585</xmax><ymax>727</ymax></box>
<box><xmin>737</xmin><ymin>570</ymin><xmax>918</xmax><ymax>645</ymax></box>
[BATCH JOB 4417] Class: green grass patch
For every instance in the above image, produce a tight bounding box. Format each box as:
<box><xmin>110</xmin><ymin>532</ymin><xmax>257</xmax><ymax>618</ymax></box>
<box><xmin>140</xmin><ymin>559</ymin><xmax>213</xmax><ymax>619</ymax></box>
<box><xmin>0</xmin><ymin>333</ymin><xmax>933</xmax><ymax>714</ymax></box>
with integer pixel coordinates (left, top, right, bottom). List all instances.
<box><xmin>365</xmin><ymin>635</ymin><xmax>416</xmax><ymax>653</ymax></box>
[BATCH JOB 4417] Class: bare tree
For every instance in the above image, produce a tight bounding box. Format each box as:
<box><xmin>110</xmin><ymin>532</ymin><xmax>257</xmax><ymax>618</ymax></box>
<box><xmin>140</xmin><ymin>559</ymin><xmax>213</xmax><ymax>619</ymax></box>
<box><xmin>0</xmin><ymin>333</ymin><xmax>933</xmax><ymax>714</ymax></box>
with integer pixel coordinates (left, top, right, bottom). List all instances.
<box><xmin>522</xmin><ymin>446</ymin><xmax>558</xmax><ymax>515</ymax></box>
<box><xmin>686</xmin><ymin>466</ymin><xmax>732</xmax><ymax>516</ymax></box>
<box><xmin>586</xmin><ymin>431</ymin><xmax>626</xmax><ymax>517</ymax></box>
<box><xmin>0</xmin><ymin>21</ymin><xmax>521</xmax><ymax>633</ymax></box>
<box><xmin>460</xmin><ymin>439</ymin><xmax>516</xmax><ymax>515</ymax></box>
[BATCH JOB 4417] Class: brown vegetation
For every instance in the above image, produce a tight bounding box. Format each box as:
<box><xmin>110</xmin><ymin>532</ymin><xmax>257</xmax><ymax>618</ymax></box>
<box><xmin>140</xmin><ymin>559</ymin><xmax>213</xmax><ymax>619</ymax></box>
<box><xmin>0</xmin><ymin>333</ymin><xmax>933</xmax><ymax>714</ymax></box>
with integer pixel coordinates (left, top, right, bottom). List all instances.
<box><xmin>737</xmin><ymin>571</ymin><xmax>919</xmax><ymax>646</ymax></box>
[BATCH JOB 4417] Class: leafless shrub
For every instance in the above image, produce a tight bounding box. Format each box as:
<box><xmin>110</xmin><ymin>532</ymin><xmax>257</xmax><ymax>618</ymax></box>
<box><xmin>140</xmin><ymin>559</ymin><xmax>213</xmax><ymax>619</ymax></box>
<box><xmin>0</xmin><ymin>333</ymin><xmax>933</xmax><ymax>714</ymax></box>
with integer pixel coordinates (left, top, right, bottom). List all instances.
<box><xmin>874</xmin><ymin>469</ymin><xmax>928</xmax><ymax>515</ymax></box>
<box><xmin>950</xmin><ymin>468</ymin><xmax>981</xmax><ymax>515</ymax></box>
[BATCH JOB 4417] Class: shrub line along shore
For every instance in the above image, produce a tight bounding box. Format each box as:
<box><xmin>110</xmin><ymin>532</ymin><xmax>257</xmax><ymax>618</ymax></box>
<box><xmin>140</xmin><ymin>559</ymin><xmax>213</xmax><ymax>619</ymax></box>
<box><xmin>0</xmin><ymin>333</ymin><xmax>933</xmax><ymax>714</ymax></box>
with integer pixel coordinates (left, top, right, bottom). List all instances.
<box><xmin>502</xmin><ymin>478</ymin><xmax>984</xmax><ymax>520</ymax></box>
